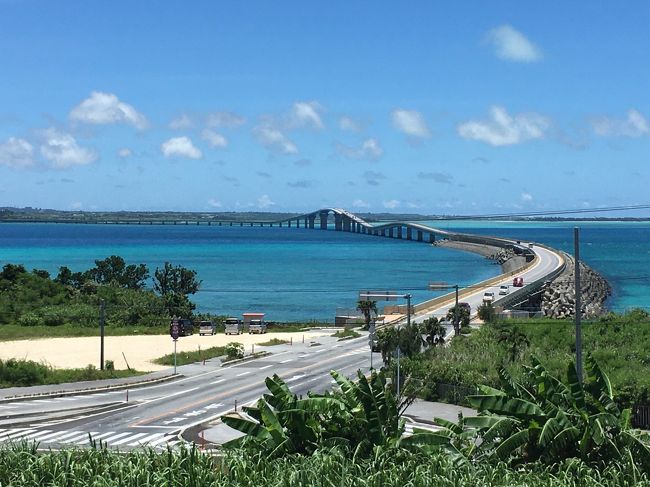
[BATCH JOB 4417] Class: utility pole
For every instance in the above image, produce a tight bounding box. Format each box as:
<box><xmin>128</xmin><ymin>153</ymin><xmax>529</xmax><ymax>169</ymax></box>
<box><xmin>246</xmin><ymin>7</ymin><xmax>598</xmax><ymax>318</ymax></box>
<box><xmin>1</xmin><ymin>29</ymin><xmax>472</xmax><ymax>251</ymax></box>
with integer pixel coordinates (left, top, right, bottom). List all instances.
<box><xmin>454</xmin><ymin>285</ymin><xmax>459</xmax><ymax>336</ymax></box>
<box><xmin>99</xmin><ymin>299</ymin><xmax>105</xmax><ymax>370</ymax></box>
<box><xmin>574</xmin><ymin>227</ymin><xmax>583</xmax><ymax>382</ymax></box>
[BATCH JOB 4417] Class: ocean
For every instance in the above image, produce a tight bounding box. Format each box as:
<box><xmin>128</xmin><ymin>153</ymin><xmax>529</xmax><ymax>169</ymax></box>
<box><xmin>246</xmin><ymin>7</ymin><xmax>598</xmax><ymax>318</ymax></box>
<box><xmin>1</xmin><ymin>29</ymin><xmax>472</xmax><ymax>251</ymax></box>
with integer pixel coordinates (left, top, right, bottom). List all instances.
<box><xmin>1</xmin><ymin>220</ymin><xmax>649</xmax><ymax>320</ymax></box>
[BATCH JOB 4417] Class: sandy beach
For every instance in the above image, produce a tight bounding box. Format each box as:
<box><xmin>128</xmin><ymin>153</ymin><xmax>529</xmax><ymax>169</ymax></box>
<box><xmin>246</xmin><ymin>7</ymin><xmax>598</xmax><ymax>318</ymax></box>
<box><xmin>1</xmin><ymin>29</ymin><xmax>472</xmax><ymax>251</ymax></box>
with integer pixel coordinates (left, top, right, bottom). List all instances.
<box><xmin>0</xmin><ymin>331</ymin><xmax>331</xmax><ymax>372</ymax></box>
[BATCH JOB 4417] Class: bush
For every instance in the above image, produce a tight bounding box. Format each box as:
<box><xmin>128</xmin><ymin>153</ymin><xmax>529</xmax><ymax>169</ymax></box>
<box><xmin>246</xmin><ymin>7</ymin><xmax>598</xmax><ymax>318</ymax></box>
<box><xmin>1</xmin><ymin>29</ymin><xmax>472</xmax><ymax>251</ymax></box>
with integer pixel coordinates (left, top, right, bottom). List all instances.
<box><xmin>477</xmin><ymin>302</ymin><xmax>496</xmax><ymax>323</ymax></box>
<box><xmin>225</xmin><ymin>342</ymin><xmax>244</xmax><ymax>360</ymax></box>
<box><xmin>104</xmin><ymin>360</ymin><xmax>115</xmax><ymax>371</ymax></box>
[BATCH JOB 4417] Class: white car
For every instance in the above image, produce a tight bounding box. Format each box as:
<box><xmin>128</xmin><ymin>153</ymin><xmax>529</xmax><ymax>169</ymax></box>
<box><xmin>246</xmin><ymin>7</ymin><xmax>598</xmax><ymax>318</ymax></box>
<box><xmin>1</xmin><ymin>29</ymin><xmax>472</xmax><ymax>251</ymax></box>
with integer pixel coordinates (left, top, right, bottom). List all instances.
<box><xmin>499</xmin><ymin>285</ymin><xmax>509</xmax><ymax>295</ymax></box>
<box><xmin>483</xmin><ymin>291</ymin><xmax>495</xmax><ymax>304</ymax></box>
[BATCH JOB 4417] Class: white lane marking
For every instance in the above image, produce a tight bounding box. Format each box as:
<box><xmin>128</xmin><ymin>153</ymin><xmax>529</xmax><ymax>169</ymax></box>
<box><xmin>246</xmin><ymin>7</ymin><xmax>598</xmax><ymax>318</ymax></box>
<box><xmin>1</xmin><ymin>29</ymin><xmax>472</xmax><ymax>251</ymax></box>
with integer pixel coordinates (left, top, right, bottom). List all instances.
<box><xmin>39</xmin><ymin>430</ymin><xmax>85</xmax><ymax>443</ymax></box>
<box><xmin>0</xmin><ymin>404</ymin><xmax>18</xmax><ymax>408</ymax></box>
<box><xmin>60</xmin><ymin>432</ymin><xmax>99</xmax><ymax>444</ymax></box>
<box><xmin>129</xmin><ymin>433</ymin><xmax>164</xmax><ymax>446</ymax></box>
<box><xmin>29</xmin><ymin>399</ymin><xmax>54</xmax><ymax>404</ymax></box>
<box><xmin>148</xmin><ymin>434</ymin><xmax>175</xmax><ymax>447</ymax></box>
<box><xmin>112</xmin><ymin>432</ymin><xmax>148</xmax><ymax>446</ymax></box>
<box><xmin>209</xmin><ymin>378</ymin><xmax>225</xmax><ymax>385</ymax></box>
<box><xmin>279</xmin><ymin>359</ymin><xmax>293</xmax><ymax>364</ymax></box>
<box><xmin>0</xmin><ymin>429</ymin><xmax>36</xmax><ymax>442</ymax></box>
<box><xmin>259</xmin><ymin>364</ymin><xmax>273</xmax><ymax>370</ymax></box>
<box><xmin>20</xmin><ymin>430</ymin><xmax>54</xmax><ymax>441</ymax></box>
<box><xmin>142</xmin><ymin>387</ymin><xmax>200</xmax><ymax>405</ymax></box>
<box><xmin>78</xmin><ymin>431</ymin><xmax>116</xmax><ymax>444</ymax></box>
<box><xmin>285</xmin><ymin>374</ymin><xmax>306</xmax><ymax>383</ymax></box>
<box><xmin>314</xmin><ymin>348</ymin><xmax>326</xmax><ymax>353</ymax></box>
<box><xmin>236</xmin><ymin>371</ymin><xmax>251</xmax><ymax>377</ymax></box>
<box><xmin>101</xmin><ymin>432</ymin><xmax>133</xmax><ymax>444</ymax></box>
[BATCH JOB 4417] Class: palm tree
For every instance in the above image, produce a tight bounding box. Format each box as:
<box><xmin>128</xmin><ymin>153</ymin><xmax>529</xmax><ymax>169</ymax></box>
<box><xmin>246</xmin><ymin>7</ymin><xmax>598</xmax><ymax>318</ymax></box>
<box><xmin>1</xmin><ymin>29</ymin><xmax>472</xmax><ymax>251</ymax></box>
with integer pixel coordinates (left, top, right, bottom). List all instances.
<box><xmin>420</xmin><ymin>316</ymin><xmax>446</xmax><ymax>346</ymax></box>
<box><xmin>356</xmin><ymin>299</ymin><xmax>377</xmax><ymax>331</ymax></box>
<box><xmin>496</xmin><ymin>326</ymin><xmax>530</xmax><ymax>363</ymax></box>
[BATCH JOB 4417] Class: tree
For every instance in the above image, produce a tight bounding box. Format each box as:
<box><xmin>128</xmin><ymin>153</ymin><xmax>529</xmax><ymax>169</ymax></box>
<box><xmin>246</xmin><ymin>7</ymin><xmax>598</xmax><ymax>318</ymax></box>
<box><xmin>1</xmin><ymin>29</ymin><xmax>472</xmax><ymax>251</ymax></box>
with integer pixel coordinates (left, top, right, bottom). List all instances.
<box><xmin>356</xmin><ymin>300</ymin><xmax>377</xmax><ymax>331</ymax></box>
<box><xmin>446</xmin><ymin>304</ymin><xmax>470</xmax><ymax>334</ymax></box>
<box><xmin>153</xmin><ymin>262</ymin><xmax>200</xmax><ymax>296</ymax></box>
<box><xmin>153</xmin><ymin>262</ymin><xmax>201</xmax><ymax>317</ymax></box>
<box><xmin>420</xmin><ymin>316</ymin><xmax>446</xmax><ymax>346</ymax></box>
<box><xmin>86</xmin><ymin>256</ymin><xmax>149</xmax><ymax>289</ymax></box>
<box><xmin>496</xmin><ymin>325</ymin><xmax>530</xmax><ymax>363</ymax></box>
<box><xmin>0</xmin><ymin>264</ymin><xmax>26</xmax><ymax>283</ymax></box>
<box><xmin>477</xmin><ymin>302</ymin><xmax>496</xmax><ymax>323</ymax></box>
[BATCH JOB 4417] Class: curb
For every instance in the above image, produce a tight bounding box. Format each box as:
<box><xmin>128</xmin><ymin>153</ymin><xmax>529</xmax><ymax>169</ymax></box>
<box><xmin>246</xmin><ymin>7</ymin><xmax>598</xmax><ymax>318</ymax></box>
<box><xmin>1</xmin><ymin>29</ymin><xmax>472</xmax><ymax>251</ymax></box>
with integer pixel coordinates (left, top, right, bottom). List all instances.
<box><xmin>219</xmin><ymin>351</ymin><xmax>271</xmax><ymax>367</ymax></box>
<box><xmin>0</xmin><ymin>373</ymin><xmax>180</xmax><ymax>404</ymax></box>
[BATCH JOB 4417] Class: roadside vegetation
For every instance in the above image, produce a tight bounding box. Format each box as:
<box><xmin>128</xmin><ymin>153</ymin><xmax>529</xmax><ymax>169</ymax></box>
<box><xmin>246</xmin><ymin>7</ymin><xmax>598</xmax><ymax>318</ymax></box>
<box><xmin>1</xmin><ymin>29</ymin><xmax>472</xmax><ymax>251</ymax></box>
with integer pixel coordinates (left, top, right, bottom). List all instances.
<box><xmin>257</xmin><ymin>338</ymin><xmax>289</xmax><ymax>346</ymax></box>
<box><xmin>0</xmin><ymin>358</ymin><xmax>141</xmax><ymax>388</ymax></box>
<box><xmin>152</xmin><ymin>346</ymin><xmax>229</xmax><ymax>366</ymax></box>
<box><xmin>332</xmin><ymin>328</ymin><xmax>361</xmax><ymax>340</ymax></box>
<box><xmin>393</xmin><ymin>309</ymin><xmax>650</xmax><ymax>409</ymax></box>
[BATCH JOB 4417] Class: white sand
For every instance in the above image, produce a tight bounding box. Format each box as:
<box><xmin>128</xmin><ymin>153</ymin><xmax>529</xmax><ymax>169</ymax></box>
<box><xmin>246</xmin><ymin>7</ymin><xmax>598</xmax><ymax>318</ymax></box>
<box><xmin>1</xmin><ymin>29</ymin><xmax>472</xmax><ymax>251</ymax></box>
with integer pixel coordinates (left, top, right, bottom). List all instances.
<box><xmin>0</xmin><ymin>331</ymin><xmax>330</xmax><ymax>372</ymax></box>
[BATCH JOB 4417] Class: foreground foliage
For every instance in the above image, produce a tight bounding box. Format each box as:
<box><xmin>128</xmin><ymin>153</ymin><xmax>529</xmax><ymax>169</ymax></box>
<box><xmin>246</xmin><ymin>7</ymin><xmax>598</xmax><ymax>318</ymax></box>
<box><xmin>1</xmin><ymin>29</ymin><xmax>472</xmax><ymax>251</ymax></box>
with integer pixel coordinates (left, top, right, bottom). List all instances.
<box><xmin>400</xmin><ymin>310</ymin><xmax>650</xmax><ymax>408</ymax></box>
<box><xmin>0</xmin><ymin>443</ymin><xmax>649</xmax><ymax>486</ymax></box>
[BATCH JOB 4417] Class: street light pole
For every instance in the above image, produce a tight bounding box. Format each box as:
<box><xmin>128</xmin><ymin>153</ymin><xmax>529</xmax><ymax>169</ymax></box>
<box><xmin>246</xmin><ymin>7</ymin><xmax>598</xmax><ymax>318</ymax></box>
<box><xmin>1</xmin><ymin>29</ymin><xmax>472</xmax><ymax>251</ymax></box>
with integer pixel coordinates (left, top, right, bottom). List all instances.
<box><xmin>574</xmin><ymin>227</ymin><xmax>583</xmax><ymax>383</ymax></box>
<box><xmin>454</xmin><ymin>285</ymin><xmax>459</xmax><ymax>336</ymax></box>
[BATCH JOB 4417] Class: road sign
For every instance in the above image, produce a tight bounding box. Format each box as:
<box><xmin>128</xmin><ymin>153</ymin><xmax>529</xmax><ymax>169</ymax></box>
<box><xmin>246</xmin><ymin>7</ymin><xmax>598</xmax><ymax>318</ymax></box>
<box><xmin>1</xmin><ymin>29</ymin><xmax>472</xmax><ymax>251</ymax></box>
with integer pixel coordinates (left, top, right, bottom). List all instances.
<box><xmin>170</xmin><ymin>319</ymin><xmax>180</xmax><ymax>340</ymax></box>
<box><xmin>359</xmin><ymin>290</ymin><xmax>399</xmax><ymax>301</ymax></box>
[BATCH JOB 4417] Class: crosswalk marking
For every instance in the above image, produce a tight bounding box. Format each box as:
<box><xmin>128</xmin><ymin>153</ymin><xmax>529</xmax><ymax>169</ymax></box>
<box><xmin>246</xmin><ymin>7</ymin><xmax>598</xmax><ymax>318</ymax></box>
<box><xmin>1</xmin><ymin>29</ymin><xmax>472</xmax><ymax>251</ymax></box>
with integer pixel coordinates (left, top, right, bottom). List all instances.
<box><xmin>0</xmin><ymin>428</ymin><xmax>179</xmax><ymax>449</ymax></box>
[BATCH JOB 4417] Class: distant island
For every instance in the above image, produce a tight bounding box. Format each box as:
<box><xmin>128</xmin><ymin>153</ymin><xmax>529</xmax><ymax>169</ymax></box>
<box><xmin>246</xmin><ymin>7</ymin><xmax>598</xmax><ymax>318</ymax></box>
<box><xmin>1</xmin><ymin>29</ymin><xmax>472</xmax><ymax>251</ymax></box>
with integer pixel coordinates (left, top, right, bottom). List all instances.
<box><xmin>2</xmin><ymin>206</ymin><xmax>650</xmax><ymax>223</ymax></box>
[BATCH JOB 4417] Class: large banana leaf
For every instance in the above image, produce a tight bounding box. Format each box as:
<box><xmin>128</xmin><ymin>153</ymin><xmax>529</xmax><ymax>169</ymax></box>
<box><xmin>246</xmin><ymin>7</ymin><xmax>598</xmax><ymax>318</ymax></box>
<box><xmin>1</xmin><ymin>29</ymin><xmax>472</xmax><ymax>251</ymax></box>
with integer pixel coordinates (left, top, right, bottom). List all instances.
<box><xmin>468</xmin><ymin>394</ymin><xmax>545</xmax><ymax>420</ymax></box>
<box><xmin>494</xmin><ymin>428</ymin><xmax>530</xmax><ymax>460</ymax></box>
<box><xmin>585</xmin><ymin>353</ymin><xmax>613</xmax><ymax>400</ymax></box>
<box><xmin>540</xmin><ymin>426</ymin><xmax>581</xmax><ymax>462</ymax></box>
<box><xmin>221</xmin><ymin>414</ymin><xmax>270</xmax><ymax>440</ymax></box>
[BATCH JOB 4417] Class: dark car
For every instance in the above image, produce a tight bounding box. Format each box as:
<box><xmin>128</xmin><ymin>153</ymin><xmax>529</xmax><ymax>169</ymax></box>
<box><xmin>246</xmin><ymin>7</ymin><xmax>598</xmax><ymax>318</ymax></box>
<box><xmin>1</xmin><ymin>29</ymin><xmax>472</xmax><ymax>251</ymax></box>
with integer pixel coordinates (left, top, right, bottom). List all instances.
<box><xmin>170</xmin><ymin>319</ymin><xmax>194</xmax><ymax>337</ymax></box>
<box><xmin>513</xmin><ymin>276</ymin><xmax>524</xmax><ymax>287</ymax></box>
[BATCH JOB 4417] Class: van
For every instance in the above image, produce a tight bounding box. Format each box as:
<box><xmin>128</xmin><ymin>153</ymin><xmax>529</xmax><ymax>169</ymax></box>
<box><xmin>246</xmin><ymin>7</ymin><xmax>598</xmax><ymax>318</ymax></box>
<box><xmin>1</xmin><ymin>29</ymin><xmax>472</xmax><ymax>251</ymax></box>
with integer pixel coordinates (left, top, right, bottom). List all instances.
<box><xmin>249</xmin><ymin>319</ymin><xmax>267</xmax><ymax>334</ymax></box>
<box><xmin>199</xmin><ymin>320</ymin><xmax>216</xmax><ymax>336</ymax></box>
<box><xmin>513</xmin><ymin>276</ymin><xmax>524</xmax><ymax>287</ymax></box>
<box><xmin>170</xmin><ymin>319</ymin><xmax>194</xmax><ymax>337</ymax></box>
<box><xmin>224</xmin><ymin>318</ymin><xmax>243</xmax><ymax>335</ymax></box>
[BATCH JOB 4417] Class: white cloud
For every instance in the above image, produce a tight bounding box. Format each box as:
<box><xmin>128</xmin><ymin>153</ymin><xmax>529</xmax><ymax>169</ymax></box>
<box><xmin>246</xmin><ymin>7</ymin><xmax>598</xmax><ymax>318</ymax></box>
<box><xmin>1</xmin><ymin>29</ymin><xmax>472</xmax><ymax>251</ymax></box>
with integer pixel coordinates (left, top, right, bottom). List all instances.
<box><xmin>201</xmin><ymin>129</ymin><xmax>228</xmax><ymax>148</ymax></box>
<box><xmin>69</xmin><ymin>91</ymin><xmax>148</xmax><ymax>129</ymax></box>
<box><xmin>253</xmin><ymin>124</ymin><xmax>298</xmax><ymax>154</ymax></box>
<box><xmin>0</xmin><ymin>137</ymin><xmax>34</xmax><ymax>169</ymax></box>
<box><xmin>40</xmin><ymin>128</ymin><xmax>97</xmax><ymax>168</ymax></box>
<box><xmin>118</xmin><ymin>148</ymin><xmax>132</xmax><ymax>158</ymax></box>
<box><xmin>289</xmin><ymin>101</ymin><xmax>324</xmax><ymax>129</ymax></box>
<box><xmin>392</xmin><ymin>109</ymin><xmax>430</xmax><ymax>138</ymax></box>
<box><xmin>336</xmin><ymin>138</ymin><xmax>383</xmax><ymax>160</ymax></box>
<box><xmin>591</xmin><ymin>109</ymin><xmax>650</xmax><ymax>137</ymax></box>
<box><xmin>161</xmin><ymin>136</ymin><xmax>202</xmax><ymax>159</ymax></box>
<box><xmin>521</xmin><ymin>192</ymin><xmax>533</xmax><ymax>202</ymax></box>
<box><xmin>339</xmin><ymin>116</ymin><xmax>362</xmax><ymax>132</ymax></box>
<box><xmin>383</xmin><ymin>199</ymin><xmax>400</xmax><ymax>209</ymax></box>
<box><xmin>486</xmin><ymin>25</ymin><xmax>542</xmax><ymax>62</ymax></box>
<box><xmin>207</xmin><ymin>198</ymin><xmax>222</xmax><ymax>208</ymax></box>
<box><xmin>257</xmin><ymin>194</ymin><xmax>275</xmax><ymax>208</ymax></box>
<box><xmin>206</xmin><ymin>111</ymin><xmax>246</xmax><ymax>128</ymax></box>
<box><xmin>169</xmin><ymin>114</ymin><xmax>193</xmax><ymax>130</ymax></box>
<box><xmin>457</xmin><ymin>106</ymin><xmax>550</xmax><ymax>146</ymax></box>
<box><xmin>352</xmin><ymin>199</ymin><xmax>371</xmax><ymax>208</ymax></box>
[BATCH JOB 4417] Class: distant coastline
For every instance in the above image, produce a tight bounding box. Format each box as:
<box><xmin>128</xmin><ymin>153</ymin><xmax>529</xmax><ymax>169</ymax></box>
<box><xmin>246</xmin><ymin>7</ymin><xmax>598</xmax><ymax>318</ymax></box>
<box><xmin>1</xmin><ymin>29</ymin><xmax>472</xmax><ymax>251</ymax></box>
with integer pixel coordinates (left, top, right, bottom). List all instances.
<box><xmin>2</xmin><ymin>207</ymin><xmax>650</xmax><ymax>223</ymax></box>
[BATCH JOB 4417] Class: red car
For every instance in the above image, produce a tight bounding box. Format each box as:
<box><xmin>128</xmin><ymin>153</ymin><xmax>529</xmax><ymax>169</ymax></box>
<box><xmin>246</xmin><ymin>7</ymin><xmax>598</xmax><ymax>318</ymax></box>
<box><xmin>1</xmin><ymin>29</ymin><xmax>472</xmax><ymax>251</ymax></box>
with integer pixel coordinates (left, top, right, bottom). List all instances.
<box><xmin>512</xmin><ymin>276</ymin><xmax>524</xmax><ymax>287</ymax></box>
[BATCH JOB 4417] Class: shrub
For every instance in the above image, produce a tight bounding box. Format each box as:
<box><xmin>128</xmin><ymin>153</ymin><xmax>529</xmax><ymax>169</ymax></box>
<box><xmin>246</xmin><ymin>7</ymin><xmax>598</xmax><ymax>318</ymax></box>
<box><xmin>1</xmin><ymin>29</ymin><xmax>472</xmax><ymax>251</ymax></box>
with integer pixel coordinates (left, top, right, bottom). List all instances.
<box><xmin>477</xmin><ymin>302</ymin><xmax>496</xmax><ymax>323</ymax></box>
<box><xmin>225</xmin><ymin>342</ymin><xmax>244</xmax><ymax>360</ymax></box>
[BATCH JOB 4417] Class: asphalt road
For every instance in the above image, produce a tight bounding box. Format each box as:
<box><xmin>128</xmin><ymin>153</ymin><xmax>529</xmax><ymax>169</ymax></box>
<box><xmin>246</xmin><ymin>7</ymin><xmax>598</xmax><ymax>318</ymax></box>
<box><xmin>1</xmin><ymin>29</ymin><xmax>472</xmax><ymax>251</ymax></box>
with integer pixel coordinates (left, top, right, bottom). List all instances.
<box><xmin>0</xmin><ymin>242</ymin><xmax>564</xmax><ymax>451</ymax></box>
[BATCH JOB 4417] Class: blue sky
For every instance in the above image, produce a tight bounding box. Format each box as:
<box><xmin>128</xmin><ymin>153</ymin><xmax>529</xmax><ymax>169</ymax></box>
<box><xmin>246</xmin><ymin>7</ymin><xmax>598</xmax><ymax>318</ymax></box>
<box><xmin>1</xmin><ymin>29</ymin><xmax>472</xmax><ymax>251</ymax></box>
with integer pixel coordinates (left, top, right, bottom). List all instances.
<box><xmin>0</xmin><ymin>1</ymin><xmax>649</xmax><ymax>215</ymax></box>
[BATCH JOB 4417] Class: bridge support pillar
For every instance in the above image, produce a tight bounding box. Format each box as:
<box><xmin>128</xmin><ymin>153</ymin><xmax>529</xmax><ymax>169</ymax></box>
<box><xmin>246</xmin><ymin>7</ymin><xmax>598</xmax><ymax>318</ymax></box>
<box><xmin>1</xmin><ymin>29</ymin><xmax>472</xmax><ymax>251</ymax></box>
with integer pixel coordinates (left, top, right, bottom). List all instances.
<box><xmin>319</xmin><ymin>211</ymin><xmax>328</xmax><ymax>229</ymax></box>
<box><xmin>406</xmin><ymin>227</ymin><xmax>412</xmax><ymax>240</ymax></box>
<box><xmin>389</xmin><ymin>227</ymin><xmax>394</xmax><ymax>238</ymax></box>
<box><xmin>417</xmin><ymin>230</ymin><xmax>423</xmax><ymax>241</ymax></box>
<box><xmin>397</xmin><ymin>226</ymin><xmax>403</xmax><ymax>239</ymax></box>
<box><xmin>429</xmin><ymin>233</ymin><xmax>435</xmax><ymax>243</ymax></box>
<box><xmin>334</xmin><ymin>214</ymin><xmax>342</xmax><ymax>231</ymax></box>
<box><xmin>304</xmin><ymin>217</ymin><xmax>309</xmax><ymax>228</ymax></box>
<box><xmin>308</xmin><ymin>216</ymin><xmax>315</xmax><ymax>229</ymax></box>
<box><xmin>279</xmin><ymin>222</ymin><xmax>283</xmax><ymax>227</ymax></box>
<box><xmin>343</xmin><ymin>217</ymin><xmax>351</xmax><ymax>232</ymax></box>
<box><xmin>288</xmin><ymin>220</ymin><xmax>292</xmax><ymax>228</ymax></box>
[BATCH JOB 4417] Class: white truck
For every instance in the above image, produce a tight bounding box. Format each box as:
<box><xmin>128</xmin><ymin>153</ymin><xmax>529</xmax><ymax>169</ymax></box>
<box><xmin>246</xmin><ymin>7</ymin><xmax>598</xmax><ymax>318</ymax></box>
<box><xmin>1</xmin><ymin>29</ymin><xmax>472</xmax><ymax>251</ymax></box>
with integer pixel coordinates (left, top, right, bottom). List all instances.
<box><xmin>224</xmin><ymin>317</ymin><xmax>244</xmax><ymax>335</ymax></box>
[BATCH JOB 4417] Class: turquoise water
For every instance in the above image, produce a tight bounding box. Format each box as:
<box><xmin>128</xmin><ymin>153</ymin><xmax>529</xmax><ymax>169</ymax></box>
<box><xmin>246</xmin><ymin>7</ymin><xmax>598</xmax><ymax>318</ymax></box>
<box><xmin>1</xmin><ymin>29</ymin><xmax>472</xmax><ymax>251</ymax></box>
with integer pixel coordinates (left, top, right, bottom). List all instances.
<box><xmin>1</xmin><ymin>221</ymin><xmax>649</xmax><ymax>319</ymax></box>
<box><xmin>0</xmin><ymin>224</ymin><xmax>498</xmax><ymax>321</ymax></box>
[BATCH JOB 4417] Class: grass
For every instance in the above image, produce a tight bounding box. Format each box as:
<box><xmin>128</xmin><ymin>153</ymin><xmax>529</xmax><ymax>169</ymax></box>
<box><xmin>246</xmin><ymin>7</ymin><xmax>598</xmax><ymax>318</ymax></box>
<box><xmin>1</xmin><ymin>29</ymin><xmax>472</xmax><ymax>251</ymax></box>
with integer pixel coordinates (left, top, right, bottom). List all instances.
<box><xmin>332</xmin><ymin>328</ymin><xmax>361</xmax><ymax>340</ymax></box>
<box><xmin>257</xmin><ymin>338</ymin><xmax>289</xmax><ymax>346</ymax></box>
<box><xmin>0</xmin><ymin>443</ymin><xmax>647</xmax><ymax>486</ymax></box>
<box><xmin>401</xmin><ymin>310</ymin><xmax>650</xmax><ymax>408</ymax></box>
<box><xmin>152</xmin><ymin>345</ymin><xmax>228</xmax><ymax>366</ymax></box>
<box><xmin>0</xmin><ymin>358</ymin><xmax>142</xmax><ymax>388</ymax></box>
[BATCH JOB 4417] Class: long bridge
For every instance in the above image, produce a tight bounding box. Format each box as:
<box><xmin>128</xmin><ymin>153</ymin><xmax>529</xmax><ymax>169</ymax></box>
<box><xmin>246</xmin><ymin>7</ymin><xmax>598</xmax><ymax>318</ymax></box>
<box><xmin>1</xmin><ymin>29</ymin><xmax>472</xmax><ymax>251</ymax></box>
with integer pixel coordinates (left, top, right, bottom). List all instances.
<box><xmin>2</xmin><ymin>207</ymin><xmax>566</xmax><ymax>317</ymax></box>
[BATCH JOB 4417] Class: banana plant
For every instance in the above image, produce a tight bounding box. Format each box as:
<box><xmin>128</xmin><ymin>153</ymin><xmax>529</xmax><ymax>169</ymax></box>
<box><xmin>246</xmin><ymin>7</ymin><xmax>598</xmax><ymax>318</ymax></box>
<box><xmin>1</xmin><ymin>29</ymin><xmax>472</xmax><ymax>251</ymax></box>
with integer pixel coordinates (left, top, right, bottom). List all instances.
<box><xmin>222</xmin><ymin>369</ymin><xmax>409</xmax><ymax>458</ymax></box>
<box><xmin>401</xmin><ymin>354</ymin><xmax>650</xmax><ymax>469</ymax></box>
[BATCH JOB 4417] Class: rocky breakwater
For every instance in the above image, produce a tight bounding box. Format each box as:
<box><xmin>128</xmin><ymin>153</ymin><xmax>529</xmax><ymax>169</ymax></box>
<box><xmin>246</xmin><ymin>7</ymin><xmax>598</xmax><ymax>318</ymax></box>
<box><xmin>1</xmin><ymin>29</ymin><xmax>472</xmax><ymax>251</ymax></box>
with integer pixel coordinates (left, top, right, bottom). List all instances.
<box><xmin>542</xmin><ymin>253</ymin><xmax>611</xmax><ymax>319</ymax></box>
<box><xmin>433</xmin><ymin>239</ymin><xmax>526</xmax><ymax>274</ymax></box>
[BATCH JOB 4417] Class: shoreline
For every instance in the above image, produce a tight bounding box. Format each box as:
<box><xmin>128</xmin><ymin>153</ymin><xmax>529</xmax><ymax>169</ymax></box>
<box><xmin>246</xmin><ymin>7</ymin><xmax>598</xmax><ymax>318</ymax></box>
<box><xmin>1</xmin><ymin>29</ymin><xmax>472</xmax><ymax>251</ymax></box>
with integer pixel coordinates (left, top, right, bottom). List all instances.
<box><xmin>432</xmin><ymin>239</ymin><xmax>527</xmax><ymax>274</ymax></box>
